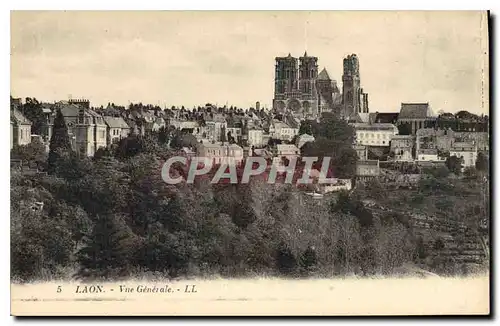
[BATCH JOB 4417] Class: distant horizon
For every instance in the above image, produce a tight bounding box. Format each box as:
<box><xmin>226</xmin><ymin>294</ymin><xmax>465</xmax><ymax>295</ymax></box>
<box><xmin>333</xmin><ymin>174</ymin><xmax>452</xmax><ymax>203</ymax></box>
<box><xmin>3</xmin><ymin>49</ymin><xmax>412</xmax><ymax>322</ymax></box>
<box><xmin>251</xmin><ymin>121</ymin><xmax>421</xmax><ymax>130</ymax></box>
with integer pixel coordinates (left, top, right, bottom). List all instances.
<box><xmin>11</xmin><ymin>11</ymin><xmax>490</xmax><ymax>115</ymax></box>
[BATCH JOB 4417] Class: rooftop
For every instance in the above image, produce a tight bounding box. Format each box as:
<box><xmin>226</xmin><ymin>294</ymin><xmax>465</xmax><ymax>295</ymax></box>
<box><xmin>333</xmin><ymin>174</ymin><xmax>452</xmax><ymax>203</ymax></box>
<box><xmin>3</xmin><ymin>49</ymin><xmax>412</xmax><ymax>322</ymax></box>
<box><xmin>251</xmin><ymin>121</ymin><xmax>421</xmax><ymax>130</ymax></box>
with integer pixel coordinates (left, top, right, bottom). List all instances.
<box><xmin>317</xmin><ymin>68</ymin><xmax>331</xmax><ymax>81</ymax></box>
<box><xmin>419</xmin><ymin>149</ymin><xmax>438</xmax><ymax>155</ymax></box>
<box><xmin>11</xmin><ymin>109</ymin><xmax>32</xmax><ymax>125</ymax></box>
<box><xmin>103</xmin><ymin>116</ymin><xmax>130</xmax><ymax>129</ymax></box>
<box><xmin>353</xmin><ymin>123</ymin><xmax>398</xmax><ymax>132</ymax></box>
<box><xmin>357</xmin><ymin>160</ymin><xmax>380</xmax><ymax>166</ymax></box>
<box><xmin>399</xmin><ymin>103</ymin><xmax>433</xmax><ymax>119</ymax></box>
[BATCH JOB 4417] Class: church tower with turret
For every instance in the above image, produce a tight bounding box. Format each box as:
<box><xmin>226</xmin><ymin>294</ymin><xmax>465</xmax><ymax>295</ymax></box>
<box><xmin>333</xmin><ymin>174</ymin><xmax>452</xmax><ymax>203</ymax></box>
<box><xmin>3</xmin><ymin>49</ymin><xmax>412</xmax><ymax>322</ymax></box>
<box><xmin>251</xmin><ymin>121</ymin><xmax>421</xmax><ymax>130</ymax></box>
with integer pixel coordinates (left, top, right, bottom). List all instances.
<box><xmin>342</xmin><ymin>54</ymin><xmax>361</xmax><ymax>118</ymax></box>
<box><xmin>342</xmin><ymin>54</ymin><xmax>370</xmax><ymax>120</ymax></box>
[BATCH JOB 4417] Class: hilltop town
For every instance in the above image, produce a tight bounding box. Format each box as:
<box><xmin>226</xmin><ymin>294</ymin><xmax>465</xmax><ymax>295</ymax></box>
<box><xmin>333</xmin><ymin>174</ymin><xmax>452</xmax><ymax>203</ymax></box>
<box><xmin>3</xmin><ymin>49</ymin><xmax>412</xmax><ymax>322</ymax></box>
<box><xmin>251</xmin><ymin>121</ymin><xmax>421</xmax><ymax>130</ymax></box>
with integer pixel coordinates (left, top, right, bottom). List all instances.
<box><xmin>10</xmin><ymin>53</ymin><xmax>490</xmax><ymax>281</ymax></box>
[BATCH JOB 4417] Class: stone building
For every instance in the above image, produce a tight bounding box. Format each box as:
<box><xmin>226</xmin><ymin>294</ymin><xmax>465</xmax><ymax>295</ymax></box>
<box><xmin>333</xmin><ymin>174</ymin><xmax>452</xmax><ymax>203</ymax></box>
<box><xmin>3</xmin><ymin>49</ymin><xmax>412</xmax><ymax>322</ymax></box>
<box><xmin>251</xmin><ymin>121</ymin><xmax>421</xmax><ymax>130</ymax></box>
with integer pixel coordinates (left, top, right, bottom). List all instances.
<box><xmin>414</xmin><ymin>128</ymin><xmax>486</xmax><ymax>157</ymax></box>
<box><xmin>353</xmin><ymin>123</ymin><xmax>398</xmax><ymax>147</ymax></box>
<box><xmin>417</xmin><ymin>148</ymin><xmax>442</xmax><ymax>162</ymax></box>
<box><xmin>11</xmin><ymin>108</ymin><xmax>32</xmax><ymax>148</ymax></box>
<box><xmin>449</xmin><ymin>142</ymin><xmax>478</xmax><ymax>168</ymax></box>
<box><xmin>103</xmin><ymin>116</ymin><xmax>131</xmax><ymax>144</ymax></box>
<box><xmin>354</xmin><ymin>144</ymin><xmax>368</xmax><ymax>161</ymax></box>
<box><xmin>397</xmin><ymin>103</ymin><xmax>436</xmax><ymax>135</ymax></box>
<box><xmin>56</xmin><ymin>102</ymin><xmax>107</xmax><ymax>157</ymax></box>
<box><xmin>248</xmin><ymin>127</ymin><xmax>264</xmax><ymax>147</ymax></box>
<box><xmin>453</xmin><ymin>131</ymin><xmax>489</xmax><ymax>152</ymax></box>
<box><xmin>276</xmin><ymin>144</ymin><xmax>300</xmax><ymax>161</ymax></box>
<box><xmin>270</xmin><ymin>119</ymin><xmax>299</xmax><ymax>142</ymax></box>
<box><xmin>204</xmin><ymin>113</ymin><xmax>227</xmax><ymax>142</ymax></box>
<box><xmin>390</xmin><ymin>135</ymin><xmax>415</xmax><ymax>161</ymax></box>
<box><xmin>356</xmin><ymin>160</ymin><xmax>380</xmax><ymax>181</ymax></box>
<box><xmin>196</xmin><ymin>143</ymin><xmax>244</xmax><ymax>166</ymax></box>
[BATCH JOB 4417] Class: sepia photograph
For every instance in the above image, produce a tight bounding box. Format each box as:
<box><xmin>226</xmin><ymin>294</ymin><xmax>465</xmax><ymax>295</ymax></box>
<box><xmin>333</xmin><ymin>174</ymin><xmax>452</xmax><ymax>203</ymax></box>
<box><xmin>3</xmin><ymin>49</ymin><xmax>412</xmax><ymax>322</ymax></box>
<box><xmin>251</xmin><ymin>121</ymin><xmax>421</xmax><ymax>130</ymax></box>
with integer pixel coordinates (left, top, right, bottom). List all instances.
<box><xmin>9</xmin><ymin>10</ymin><xmax>490</xmax><ymax>316</ymax></box>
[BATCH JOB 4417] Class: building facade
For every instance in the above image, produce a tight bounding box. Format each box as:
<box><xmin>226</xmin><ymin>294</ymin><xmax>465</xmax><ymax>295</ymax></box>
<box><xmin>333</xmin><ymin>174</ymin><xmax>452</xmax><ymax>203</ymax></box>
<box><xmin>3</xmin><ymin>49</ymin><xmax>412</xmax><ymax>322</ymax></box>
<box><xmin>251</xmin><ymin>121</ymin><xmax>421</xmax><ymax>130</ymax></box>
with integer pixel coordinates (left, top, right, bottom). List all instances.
<box><xmin>270</xmin><ymin>119</ymin><xmax>299</xmax><ymax>141</ymax></box>
<box><xmin>272</xmin><ymin>52</ymin><xmax>319</xmax><ymax>119</ymax></box>
<box><xmin>248</xmin><ymin>128</ymin><xmax>264</xmax><ymax>147</ymax></box>
<box><xmin>103</xmin><ymin>116</ymin><xmax>131</xmax><ymax>144</ymax></box>
<box><xmin>353</xmin><ymin>123</ymin><xmax>398</xmax><ymax>147</ymax></box>
<box><xmin>196</xmin><ymin>143</ymin><xmax>244</xmax><ymax>166</ymax></box>
<box><xmin>397</xmin><ymin>103</ymin><xmax>436</xmax><ymax>135</ymax></box>
<box><xmin>390</xmin><ymin>135</ymin><xmax>415</xmax><ymax>161</ymax></box>
<box><xmin>57</xmin><ymin>102</ymin><xmax>107</xmax><ymax>157</ymax></box>
<box><xmin>356</xmin><ymin>160</ymin><xmax>380</xmax><ymax>181</ymax></box>
<box><xmin>11</xmin><ymin>109</ymin><xmax>32</xmax><ymax>147</ymax></box>
<box><xmin>276</xmin><ymin>144</ymin><xmax>300</xmax><ymax>161</ymax></box>
<box><xmin>449</xmin><ymin>143</ymin><xmax>478</xmax><ymax>168</ymax></box>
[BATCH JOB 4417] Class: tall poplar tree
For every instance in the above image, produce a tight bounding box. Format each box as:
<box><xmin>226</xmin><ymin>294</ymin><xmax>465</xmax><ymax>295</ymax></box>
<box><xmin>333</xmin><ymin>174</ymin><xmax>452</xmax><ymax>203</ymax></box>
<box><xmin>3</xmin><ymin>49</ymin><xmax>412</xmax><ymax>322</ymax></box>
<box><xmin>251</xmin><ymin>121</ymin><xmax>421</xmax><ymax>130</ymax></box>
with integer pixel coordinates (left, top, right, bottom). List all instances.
<box><xmin>47</xmin><ymin>108</ymin><xmax>72</xmax><ymax>174</ymax></box>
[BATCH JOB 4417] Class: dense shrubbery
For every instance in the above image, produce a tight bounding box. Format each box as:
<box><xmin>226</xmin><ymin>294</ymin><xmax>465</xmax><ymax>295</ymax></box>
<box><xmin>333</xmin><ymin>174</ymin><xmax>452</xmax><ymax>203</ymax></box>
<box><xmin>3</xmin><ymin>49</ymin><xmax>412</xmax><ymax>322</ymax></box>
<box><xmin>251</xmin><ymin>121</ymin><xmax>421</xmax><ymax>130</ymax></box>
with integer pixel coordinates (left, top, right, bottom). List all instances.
<box><xmin>11</xmin><ymin>137</ymin><xmax>416</xmax><ymax>281</ymax></box>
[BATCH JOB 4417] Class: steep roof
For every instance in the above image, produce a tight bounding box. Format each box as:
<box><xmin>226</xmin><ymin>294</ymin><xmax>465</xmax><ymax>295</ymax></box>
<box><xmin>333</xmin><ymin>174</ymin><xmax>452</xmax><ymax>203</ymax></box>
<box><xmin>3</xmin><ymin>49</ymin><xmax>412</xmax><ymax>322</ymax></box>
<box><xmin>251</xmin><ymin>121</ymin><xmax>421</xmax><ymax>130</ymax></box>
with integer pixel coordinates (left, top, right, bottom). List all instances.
<box><xmin>317</xmin><ymin>68</ymin><xmax>331</xmax><ymax>81</ymax></box>
<box><xmin>399</xmin><ymin>103</ymin><xmax>431</xmax><ymax>119</ymax></box>
<box><xmin>103</xmin><ymin>116</ymin><xmax>130</xmax><ymax>129</ymax></box>
<box><xmin>59</xmin><ymin>103</ymin><xmax>82</xmax><ymax>117</ymax></box>
<box><xmin>373</xmin><ymin>112</ymin><xmax>399</xmax><ymax>124</ymax></box>
<box><xmin>11</xmin><ymin>109</ymin><xmax>32</xmax><ymax>125</ymax></box>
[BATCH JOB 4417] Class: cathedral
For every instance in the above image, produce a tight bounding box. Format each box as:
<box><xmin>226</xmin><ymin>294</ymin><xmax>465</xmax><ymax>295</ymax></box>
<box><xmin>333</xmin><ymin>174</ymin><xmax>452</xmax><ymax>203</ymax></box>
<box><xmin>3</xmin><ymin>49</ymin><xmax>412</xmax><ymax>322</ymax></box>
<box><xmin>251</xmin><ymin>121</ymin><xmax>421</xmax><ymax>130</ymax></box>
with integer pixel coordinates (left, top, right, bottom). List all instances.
<box><xmin>272</xmin><ymin>52</ymin><xmax>369</xmax><ymax>121</ymax></box>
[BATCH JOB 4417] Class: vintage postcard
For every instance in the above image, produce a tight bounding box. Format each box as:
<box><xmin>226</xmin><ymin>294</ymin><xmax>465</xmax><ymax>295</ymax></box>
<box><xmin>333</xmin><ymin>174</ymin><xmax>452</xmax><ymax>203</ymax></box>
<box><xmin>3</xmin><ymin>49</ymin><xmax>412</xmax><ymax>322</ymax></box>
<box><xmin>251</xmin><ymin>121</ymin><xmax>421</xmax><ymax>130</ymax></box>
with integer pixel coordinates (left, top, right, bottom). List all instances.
<box><xmin>10</xmin><ymin>10</ymin><xmax>490</xmax><ymax>316</ymax></box>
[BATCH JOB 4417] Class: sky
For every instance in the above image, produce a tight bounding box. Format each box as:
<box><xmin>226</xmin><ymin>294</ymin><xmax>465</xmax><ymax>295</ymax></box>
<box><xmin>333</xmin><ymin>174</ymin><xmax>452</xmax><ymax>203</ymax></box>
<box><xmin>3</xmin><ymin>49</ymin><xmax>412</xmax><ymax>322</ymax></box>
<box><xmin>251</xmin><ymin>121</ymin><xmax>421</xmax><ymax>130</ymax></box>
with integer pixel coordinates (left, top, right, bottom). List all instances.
<box><xmin>10</xmin><ymin>11</ymin><xmax>489</xmax><ymax>114</ymax></box>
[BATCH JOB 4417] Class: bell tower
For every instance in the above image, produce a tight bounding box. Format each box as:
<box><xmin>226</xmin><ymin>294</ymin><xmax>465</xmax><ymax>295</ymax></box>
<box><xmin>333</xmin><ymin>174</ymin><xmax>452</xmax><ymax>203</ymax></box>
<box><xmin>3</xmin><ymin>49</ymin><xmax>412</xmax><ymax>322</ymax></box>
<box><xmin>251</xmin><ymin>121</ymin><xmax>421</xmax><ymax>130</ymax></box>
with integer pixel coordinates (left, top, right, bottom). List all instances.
<box><xmin>342</xmin><ymin>54</ymin><xmax>361</xmax><ymax>118</ymax></box>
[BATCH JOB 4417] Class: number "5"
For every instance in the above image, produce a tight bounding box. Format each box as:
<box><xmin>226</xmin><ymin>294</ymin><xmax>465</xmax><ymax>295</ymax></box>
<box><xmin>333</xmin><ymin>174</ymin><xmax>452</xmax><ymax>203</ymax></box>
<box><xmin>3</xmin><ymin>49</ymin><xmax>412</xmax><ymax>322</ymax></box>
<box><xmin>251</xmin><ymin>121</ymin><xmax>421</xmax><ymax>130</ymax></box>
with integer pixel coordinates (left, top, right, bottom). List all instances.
<box><xmin>57</xmin><ymin>286</ymin><xmax>62</xmax><ymax>293</ymax></box>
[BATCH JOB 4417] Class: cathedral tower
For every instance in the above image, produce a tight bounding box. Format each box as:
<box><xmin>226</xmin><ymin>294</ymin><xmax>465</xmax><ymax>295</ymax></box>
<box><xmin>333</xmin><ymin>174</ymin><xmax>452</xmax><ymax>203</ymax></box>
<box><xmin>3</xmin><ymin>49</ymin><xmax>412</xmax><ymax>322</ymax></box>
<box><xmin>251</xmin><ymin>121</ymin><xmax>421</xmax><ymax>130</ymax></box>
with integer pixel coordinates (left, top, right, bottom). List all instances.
<box><xmin>342</xmin><ymin>54</ymin><xmax>361</xmax><ymax>118</ymax></box>
<box><xmin>273</xmin><ymin>52</ymin><xmax>319</xmax><ymax>118</ymax></box>
<box><xmin>298</xmin><ymin>52</ymin><xmax>318</xmax><ymax>98</ymax></box>
<box><xmin>274</xmin><ymin>53</ymin><xmax>298</xmax><ymax>98</ymax></box>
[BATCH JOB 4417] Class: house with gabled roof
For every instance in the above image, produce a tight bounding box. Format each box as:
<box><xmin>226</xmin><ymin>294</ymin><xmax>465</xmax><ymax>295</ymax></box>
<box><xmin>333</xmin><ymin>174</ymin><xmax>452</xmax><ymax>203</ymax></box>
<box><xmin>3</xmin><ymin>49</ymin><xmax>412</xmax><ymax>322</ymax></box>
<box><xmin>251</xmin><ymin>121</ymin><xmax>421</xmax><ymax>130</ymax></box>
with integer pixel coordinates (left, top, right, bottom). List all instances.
<box><xmin>104</xmin><ymin>116</ymin><xmax>131</xmax><ymax>144</ymax></box>
<box><xmin>11</xmin><ymin>108</ymin><xmax>32</xmax><ymax>148</ymax></box>
<box><xmin>56</xmin><ymin>102</ymin><xmax>107</xmax><ymax>156</ymax></box>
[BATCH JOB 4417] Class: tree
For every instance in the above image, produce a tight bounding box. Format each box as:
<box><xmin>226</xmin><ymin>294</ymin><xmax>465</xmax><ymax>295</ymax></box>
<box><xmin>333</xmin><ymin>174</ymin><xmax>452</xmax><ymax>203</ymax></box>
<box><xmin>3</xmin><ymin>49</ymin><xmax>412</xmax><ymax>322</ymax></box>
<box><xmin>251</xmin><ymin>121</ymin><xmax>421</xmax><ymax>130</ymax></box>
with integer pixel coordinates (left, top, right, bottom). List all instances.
<box><xmin>276</xmin><ymin>242</ymin><xmax>297</xmax><ymax>276</ymax></box>
<box><xmin>47</xmin><ymin>109</ymin><xmax>72</xmax><ymax>174</ymax></box>
<box><xmin>220</xmin><ymin>126</ymin><xmax>227</xmax><ymax>143</ymax></box>
<box><xmin>415</xmin><ymin>237</ymin><xmax>428</xmax><ymax>260</ymax></box>
<box><xmin>11</xmin><ymin>139</ymin><xmax>47</xmax><ymax>166</ymax></box>
<box><xmin>463</xmin><ymin>166</ymin><xmax>477</xmax><ymax>179</ymax></box>
<box><xmin>11</xmin><ymin>202</ymin><xmax>74</xmax><ymax>281</ymax></box>
<box><xmin>365</xmin><ymin>178</ymin><xmax>384</xmax><ymax>200</ymax></box>
<box><xmin>299</xmin><ymin>246</ymin><xmax>317</xmax><ymax>273</ymax></box>
<box><xmin>158</xmin><ymin>126</ymin><xmax>170</xmax><ymax>145</ymax></box>
<box><xmin>76</xmin><ymin>214</ymin><xmax>137</xmax><ymax>280</ymax></box>
<box><xmin>475</xmin><ymin>152</ymin><xmax>488</xmax><ymax>173</ymax></box>
<box><xmin>423</xmin><ymin>165</ymin><xmax>449</xmax><ymax>179</ymax></box>
<box><xmin>22</xmin><ymin>97</ymin><xmax>45</xmax><ymax>135</ymax></box>
<box><xmin>434</xmin><ymin>238</ymin><xmax>445</xmax><ymax>251</ymax></box>
<box><xmin>333</xmin><ymin>148</ymin><xmax>358</xmax><ymax>179</ymax></box>
<box><xmin>445</xmin><ymin>155</ymin><xmax>463</xmax><ymax>175</ymax></box>
<box><xmin>299</xmin><ymin>120</ymin><xmax>315</xmax><ymax>135</ymax></box>
<box><xmin>397</xmin><ymin>123</ymin><xmax>412</xmax><ymax>136</ymax></box>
